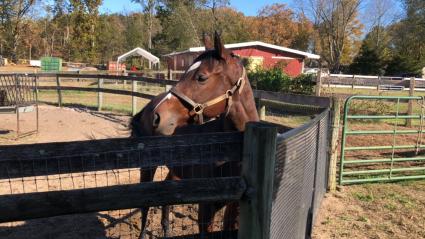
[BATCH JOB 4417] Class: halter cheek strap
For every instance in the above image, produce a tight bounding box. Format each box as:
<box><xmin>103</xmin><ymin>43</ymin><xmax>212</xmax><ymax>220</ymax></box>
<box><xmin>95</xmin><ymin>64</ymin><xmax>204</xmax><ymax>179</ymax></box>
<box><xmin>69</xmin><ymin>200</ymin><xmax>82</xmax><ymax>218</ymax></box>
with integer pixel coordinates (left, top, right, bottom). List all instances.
<box><xmin>169</xmin><ymin>67</ymin><xmax>246</xmax><ymax>125</ymax></box>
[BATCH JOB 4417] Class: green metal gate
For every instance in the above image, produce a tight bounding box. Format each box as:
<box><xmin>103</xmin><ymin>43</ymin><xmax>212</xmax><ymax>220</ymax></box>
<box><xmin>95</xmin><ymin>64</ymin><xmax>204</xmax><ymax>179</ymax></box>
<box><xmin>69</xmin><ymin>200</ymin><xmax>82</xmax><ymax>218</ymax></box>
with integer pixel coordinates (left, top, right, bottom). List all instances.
<box><xmin>340</xmin><ymin>95</ymin><xmax>425</xmax><ymax>184</ymax></box>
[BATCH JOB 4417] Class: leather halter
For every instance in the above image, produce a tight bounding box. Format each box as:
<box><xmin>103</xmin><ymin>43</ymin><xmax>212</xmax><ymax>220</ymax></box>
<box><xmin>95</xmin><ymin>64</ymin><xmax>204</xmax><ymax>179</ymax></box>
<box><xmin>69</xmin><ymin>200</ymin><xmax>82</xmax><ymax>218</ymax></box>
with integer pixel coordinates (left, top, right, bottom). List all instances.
<box><xmin>162</xmin><ymin>67</ymin><xmax>246</xmax><ymax>125</ymax></box>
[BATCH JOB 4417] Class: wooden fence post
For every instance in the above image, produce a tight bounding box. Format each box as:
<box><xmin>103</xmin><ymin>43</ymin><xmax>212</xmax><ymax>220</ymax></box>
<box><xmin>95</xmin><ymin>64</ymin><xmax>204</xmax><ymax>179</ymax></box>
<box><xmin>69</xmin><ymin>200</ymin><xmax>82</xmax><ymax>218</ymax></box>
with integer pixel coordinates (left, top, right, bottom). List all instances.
<box><xmin>259</xmin><ymin>105</ymin><xmax>266</xmax><ymax>121</ymax></box>
<box><xmin>254</xmin><ymin>98</ymin><xmax>266</xmax><ymax>121</ymax></box>
<box><xmin>132</xmin><ymin>80</ymin><xmax>137</xmax><ymax>116</ymax></box>
<box><xmin>406</xmin><ymin>77</ymin><xmax>415</xmax><ymax>127</ymax></box>
<box><xmin>98</xmin><ymin>78</ymin><xmax>103</xmax><ymax>111</ymax></box>
<box><xmin>239</xmin><ymin>122</ymin><xmax>277</xmax><ymax>239</ymax></box>
<box><xmin>328</xmin><ymin>97</ymin><xmax>341</xmax><ymax>192</ymax></box>
<box><xmin>315</xmin><ymin>70</ymin><xmax>322</xmax><ymax>96</ymax></box>
<box><xmin>56</xmin><ymin>75</ymin><xmax>62</xmax><ymax>107</ymax></box>
<box><xmin>377</xmin><ymin>76</ymin><xmax>381</xmax><ymax>91</ymax></box>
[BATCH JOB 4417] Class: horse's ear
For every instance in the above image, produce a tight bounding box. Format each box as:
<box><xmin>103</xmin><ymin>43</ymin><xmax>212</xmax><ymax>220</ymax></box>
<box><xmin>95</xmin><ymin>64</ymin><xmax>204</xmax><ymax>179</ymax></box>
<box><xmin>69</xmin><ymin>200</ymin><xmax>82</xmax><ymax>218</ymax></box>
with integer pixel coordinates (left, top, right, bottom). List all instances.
<box><xmin>214</xmin><ymin>31</ymin><xmax>227</xmax><ymax>60</ymax></box>
<box><xmin>203</xmin><ymin>33</ymin><xmax>213</xmax><ymax>50</ymax></box>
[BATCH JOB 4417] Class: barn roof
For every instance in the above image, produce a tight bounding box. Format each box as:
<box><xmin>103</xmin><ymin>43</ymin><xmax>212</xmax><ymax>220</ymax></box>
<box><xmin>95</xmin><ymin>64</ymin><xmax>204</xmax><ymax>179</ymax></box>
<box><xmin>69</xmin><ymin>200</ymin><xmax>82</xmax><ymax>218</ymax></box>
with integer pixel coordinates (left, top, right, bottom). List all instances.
<box><xmin>164</xmin><ymin>41</ymin><xmax>320</xmax><ymax>59</ymax></box>
<box><xmin>117</xmin><ymin>47</ymin><xmax>160</xmax><ymax>64</ymax></box>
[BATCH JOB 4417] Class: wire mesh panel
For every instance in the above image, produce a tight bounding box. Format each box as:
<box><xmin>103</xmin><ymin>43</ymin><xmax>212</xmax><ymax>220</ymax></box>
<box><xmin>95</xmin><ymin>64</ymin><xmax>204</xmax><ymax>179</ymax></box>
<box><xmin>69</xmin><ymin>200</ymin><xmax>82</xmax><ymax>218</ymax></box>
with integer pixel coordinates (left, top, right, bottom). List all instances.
<box><xmin>0</xmin><ymin>74</ymin><xmax>37</xmax><ymax>107</ymax></box>
<box><xmin>0</xmin><ymin>132</ymin><xmax>243</xmax><ymax>239</ymax></box>
<box><xmin>270</xmin><ymin>109</ymin><xmax>330</xmax><ymax>239</ymax></box>
<box><xmin>312</xmin><ymin>113</ymin><xmax>330</xmax><ymax>221</ymax></box>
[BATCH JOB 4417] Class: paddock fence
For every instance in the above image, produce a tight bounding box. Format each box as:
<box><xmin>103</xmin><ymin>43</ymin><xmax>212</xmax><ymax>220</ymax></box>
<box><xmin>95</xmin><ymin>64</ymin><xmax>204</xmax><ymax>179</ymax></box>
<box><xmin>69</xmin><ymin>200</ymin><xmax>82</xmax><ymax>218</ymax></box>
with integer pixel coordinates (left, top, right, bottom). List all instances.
<box><xmin>318</xmin><ymin>74</ymin><xmax>425</xmax><ymax>96</ymax></box>
<box><xmin>0</xmin><ymin>73</ymin><xmax>333</xmax><ymax>238</ymax></box>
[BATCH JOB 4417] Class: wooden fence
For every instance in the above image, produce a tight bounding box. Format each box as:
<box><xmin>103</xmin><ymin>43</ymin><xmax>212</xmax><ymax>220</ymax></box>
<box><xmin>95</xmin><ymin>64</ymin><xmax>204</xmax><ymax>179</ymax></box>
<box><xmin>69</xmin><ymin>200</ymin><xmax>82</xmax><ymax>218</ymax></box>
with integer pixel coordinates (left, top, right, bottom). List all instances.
<box><xmin>0</xmin><ymin>124</ymin><xmax>277</xmax><ymax>239</ymax></box>
<box><xmin>319</xmin><ymin>75</ymin><xmax>425</xmax><ymax>90</ymax></box>
<box><xmin>3</xmin><ymin>73</ymin><xmax>328</xmax><ymax>116</ymax></box>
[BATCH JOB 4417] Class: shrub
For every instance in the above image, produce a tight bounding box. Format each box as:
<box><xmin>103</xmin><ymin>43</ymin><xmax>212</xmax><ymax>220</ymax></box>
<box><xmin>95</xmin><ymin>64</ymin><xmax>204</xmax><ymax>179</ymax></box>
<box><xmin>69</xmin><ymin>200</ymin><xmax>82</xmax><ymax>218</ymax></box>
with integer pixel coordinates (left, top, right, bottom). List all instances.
<box><xmin>291</xmin><ymin>74</ymin><xmax>315</xmax><ymax>95</ymax></box>
<box><xmin>248</xmin><ymin>67</ymin><xmax>315</xmax><ymax>95</ymax></box>
<box><xmin>248</xmin><ymin>67</ymin><xmax>291</xmax><ymax>92</ymax></box>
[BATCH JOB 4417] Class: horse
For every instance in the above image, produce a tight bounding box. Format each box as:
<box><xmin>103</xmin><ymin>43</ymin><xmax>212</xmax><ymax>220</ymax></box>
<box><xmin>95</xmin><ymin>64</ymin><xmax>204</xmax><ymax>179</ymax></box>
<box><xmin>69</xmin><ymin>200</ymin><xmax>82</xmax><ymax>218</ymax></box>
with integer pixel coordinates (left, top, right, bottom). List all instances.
<box><xmin>131</xmin><ymin>32</ymin><xmax>259</xmax><ymax>237</ymax></box>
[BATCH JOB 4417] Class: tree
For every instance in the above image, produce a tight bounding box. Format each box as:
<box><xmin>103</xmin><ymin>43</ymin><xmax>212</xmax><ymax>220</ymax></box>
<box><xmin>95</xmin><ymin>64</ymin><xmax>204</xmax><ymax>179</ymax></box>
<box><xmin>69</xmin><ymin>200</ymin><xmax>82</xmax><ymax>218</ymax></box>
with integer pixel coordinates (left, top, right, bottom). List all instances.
<box><xmin>154</xmin><ymin>1</ymin><xmax>201</xmax><ymax>52</ymax></box>
<box><xmin>253</xmin><ymin>4</ymin><xmax>298</xmax><ymax>47</ymax></box>
<box><xmin>131</xmin><ymin>0</ymin><xmax>158</xmax><ymax>50</ymax></box>
<box><xmin>387</xmin><ymin>0</ymin><xmax>425</xmax><ymax>75</ymax></box>
<box><xmin>290</xmin><ymin>13</ymin><xmax>314</xmax><ymax>51</ymax></box>
<box><xmin>349</xmin><ymin>43</ymin><xmax>383</xmax><ymax>75</ymax></box>
<box><xmin>97</xmin><ymin>14</ymin><xmax>125</xmax><ymax>63</ymax></box>
<box><xmin>0</xmin><ymin>0</ymin><xmax>36</xmax><ymax>62</ymax></box>
<box><xmin>69</xmin><ymin>0</ymin><xmax>102</xmax><ymax>63</ymax></box>
<box><xmin>297</xmin><ymin>0</ymin><xmax>364</xmax><ymax>72</ymax></box>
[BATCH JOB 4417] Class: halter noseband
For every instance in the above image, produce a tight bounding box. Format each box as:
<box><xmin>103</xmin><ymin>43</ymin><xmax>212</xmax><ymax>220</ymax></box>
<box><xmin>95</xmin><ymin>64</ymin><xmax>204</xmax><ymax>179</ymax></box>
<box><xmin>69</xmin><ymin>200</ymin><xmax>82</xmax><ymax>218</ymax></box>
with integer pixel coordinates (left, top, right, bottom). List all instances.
<box><xmin>159</xmin><ymin>67</ymin><xmax>246</xmax><ymax>125</ymax></box>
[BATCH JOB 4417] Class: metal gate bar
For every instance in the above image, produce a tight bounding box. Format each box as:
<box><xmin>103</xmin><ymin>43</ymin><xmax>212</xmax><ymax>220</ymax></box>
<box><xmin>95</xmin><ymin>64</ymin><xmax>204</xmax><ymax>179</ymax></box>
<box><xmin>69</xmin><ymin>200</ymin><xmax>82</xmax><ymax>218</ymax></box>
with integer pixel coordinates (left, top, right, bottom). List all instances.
<box><xmin>340</xmin><ymin>95</ymin><xmax>425</xmax><ymax>184</ymax></box>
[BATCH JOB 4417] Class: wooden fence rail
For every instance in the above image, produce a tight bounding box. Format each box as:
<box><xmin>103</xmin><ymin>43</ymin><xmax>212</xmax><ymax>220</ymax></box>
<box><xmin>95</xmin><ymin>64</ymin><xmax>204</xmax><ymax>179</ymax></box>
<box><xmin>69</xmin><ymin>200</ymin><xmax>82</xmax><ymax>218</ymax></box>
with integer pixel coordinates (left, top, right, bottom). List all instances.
<box><xmin>0</xmin><ymin>177</ymin><xmax>246</xmax><ymax>223</ymax></box>
<box><xmin>0</xmin><ymin>132</ymin><xmax>243</xmax><ymax>179</ymax></box>
<box><xmin>27</xmin><ymin>73</ymin><xmax>329</xmax><ymax>116</ymax></box>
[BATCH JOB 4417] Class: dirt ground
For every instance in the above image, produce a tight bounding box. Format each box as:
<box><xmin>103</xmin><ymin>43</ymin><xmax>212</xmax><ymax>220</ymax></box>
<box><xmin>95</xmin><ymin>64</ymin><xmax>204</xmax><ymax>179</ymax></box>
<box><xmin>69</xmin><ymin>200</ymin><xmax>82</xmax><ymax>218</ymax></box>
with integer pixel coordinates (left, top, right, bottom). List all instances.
<box><xmin>313</xmin><ymin>118</ymin><xmax>425</xmax><ymax>239</ymax></box>
<box><xmin>312</xmin><ymin>180</ymin><xmax>425</xmax><ymax>239</ymax></box>
<box><xmin>0</xmin><ymin>105</ymin><xmax>130</xmax><ymax>144</ymax></box>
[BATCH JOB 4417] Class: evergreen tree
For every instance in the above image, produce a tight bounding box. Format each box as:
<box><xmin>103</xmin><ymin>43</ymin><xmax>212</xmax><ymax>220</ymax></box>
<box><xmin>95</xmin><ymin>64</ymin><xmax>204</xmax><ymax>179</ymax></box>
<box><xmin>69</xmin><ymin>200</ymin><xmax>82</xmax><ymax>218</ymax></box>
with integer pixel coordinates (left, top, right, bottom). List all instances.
<box><xmin>349</xmin><ymin>43</ymin><xmax>383</xmax><ymax>75</ymax></box>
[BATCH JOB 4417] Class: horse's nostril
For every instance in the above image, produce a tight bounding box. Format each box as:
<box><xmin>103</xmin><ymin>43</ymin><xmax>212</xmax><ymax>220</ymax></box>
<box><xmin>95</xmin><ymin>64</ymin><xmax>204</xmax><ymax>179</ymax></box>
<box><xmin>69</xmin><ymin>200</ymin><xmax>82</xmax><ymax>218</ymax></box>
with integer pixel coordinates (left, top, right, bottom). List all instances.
<box><xmin>153</xmin><ymin>113</ymin><xmax>160</xmax><ymax>128</ymax></box>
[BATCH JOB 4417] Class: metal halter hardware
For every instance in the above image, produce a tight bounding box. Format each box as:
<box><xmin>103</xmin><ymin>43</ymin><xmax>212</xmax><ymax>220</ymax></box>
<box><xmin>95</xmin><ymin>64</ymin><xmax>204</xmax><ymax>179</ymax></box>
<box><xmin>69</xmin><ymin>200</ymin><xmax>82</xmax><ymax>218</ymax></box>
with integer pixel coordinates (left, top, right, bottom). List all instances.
<box><xmin>168</xmin><ymin>67</ymin><xmax>246</xmax><ymax>125</ymax></box>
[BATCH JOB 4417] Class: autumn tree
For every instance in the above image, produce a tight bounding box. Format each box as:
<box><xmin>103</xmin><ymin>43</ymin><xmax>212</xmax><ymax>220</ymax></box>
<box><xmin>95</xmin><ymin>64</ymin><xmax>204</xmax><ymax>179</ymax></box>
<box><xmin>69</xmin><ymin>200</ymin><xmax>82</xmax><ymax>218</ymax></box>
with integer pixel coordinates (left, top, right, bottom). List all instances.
<box><xmin>254</xmin><ymin>4</ymin><xmax>298</xmax><ymax>47</ymax></box>
<box><xmin>0</xmin><ymin>0</ymin><xmax>36</xmax><ymax>62</ymax></box>
<box><xmin>290</xmin><ymin>13</ymin><xmax>314</xmax><ymax>51</ymax></box>
<box><xmin>297</xmin><ymin>0</ymin><xmax>364</xmax><ymax>72</ymax></box>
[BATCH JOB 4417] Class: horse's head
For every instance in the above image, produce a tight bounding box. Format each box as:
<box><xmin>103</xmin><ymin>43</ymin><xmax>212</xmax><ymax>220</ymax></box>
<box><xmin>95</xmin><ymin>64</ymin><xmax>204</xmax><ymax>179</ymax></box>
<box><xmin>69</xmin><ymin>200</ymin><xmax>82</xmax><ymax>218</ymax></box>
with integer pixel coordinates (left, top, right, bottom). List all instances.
<box><xmin>152</xmin><ymin>32</ymin><xmax>259</xmax><ymax>135</ymax></box>
<box><xmin>131</xmin><ymin>92</ymin><xmax>190</xmax><ymax>136</ymax></box>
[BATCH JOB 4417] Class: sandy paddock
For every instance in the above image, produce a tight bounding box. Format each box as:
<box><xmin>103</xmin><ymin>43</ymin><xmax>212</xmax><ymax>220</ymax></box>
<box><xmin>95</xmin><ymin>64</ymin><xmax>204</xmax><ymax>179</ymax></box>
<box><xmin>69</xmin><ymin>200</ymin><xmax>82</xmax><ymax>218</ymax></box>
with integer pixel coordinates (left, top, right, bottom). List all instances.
<box><xmin>0</xmin><ymin>105</ymin><xmax>227</xmax><ymax>238</ymax></box>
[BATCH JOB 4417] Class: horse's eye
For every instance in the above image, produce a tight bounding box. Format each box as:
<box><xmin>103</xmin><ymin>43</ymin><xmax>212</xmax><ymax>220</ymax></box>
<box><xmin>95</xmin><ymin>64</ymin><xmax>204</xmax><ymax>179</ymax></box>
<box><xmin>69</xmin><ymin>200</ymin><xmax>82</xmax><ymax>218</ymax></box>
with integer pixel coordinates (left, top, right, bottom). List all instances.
<box><xmin>198</xmin><ymin>74</ymin><xmax>209</xmax><ymax>82</ymax></box>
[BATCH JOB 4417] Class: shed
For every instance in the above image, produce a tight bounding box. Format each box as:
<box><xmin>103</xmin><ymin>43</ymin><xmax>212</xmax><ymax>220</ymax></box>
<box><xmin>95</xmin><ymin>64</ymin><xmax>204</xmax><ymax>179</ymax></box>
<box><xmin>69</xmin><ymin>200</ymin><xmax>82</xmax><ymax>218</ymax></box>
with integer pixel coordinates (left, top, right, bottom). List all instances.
<box><xmin>117</xmin><ymin>47</ymin><xmax>160</xmax><ymax>70</ymax></box>
<box><xmin>164</xmin><ymin>41</ymin><xmax>320</xmax><ymax>77</ymax></box>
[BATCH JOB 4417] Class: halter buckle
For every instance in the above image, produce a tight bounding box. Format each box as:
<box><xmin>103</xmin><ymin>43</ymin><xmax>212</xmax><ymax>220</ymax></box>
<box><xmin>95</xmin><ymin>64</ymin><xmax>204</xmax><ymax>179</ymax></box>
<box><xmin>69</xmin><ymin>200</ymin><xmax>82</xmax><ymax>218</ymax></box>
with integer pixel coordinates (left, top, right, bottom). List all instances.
<box><xmin>193</xmin><ymin>104</ymin><xmax>204</xmax><ymax>114</ymax></box>
<box><xmin>226</xmin><ymin>90</ymin><xmax>233</xmax><ymax>97</ymax></box>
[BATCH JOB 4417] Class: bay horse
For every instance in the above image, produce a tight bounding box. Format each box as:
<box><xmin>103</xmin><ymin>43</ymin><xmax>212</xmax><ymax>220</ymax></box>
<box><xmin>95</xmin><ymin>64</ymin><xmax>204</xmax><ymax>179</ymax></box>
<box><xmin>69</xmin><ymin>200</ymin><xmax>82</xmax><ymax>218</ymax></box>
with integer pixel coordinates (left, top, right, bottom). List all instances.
<box><xmin>131</xmin><ymin>32</ymin><xmax>259</xmax><ymax>237</ymax></box>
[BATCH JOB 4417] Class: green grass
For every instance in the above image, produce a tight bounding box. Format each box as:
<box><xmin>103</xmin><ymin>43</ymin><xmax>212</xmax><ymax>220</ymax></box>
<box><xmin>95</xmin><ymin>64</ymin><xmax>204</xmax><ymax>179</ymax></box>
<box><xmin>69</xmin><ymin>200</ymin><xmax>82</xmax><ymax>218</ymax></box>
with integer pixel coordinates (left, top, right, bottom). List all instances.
<box><xmin>353</xmin><ymin>191</ymin><xmax>375</xmax><ymax>202</ymax></box>
<box><xmin>37</xmin><ymin>90</ymin><xmax>144</xmax><ymax>115</ymax></box>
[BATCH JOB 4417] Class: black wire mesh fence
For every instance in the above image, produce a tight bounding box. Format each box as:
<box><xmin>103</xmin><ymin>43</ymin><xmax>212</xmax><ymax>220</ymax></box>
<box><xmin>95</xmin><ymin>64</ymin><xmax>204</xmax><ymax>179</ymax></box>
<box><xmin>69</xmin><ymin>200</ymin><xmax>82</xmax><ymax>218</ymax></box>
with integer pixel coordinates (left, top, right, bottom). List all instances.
<box><xmin>270</xmin><ymin>109</ymin><xmax>330</xmax><ymax>239</ymax></box>
<box><xmin>0</xmin><ymin>132</ymin><xmax>243</xmax><ymax>239</ymax></box>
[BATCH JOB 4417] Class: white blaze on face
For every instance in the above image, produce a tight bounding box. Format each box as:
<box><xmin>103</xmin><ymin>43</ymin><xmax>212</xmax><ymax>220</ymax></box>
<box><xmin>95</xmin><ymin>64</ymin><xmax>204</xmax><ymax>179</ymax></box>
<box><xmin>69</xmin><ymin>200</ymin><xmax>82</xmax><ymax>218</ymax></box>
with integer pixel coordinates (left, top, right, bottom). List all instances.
<box><xmin>187</xmin><ymin>61</ymin><xmax>201</xmax><ymax>73</ymax></box>
<box><xmin>153</xmin><ymin>92</ymin><xmax>173</xmax><ymax>112</ymax></box>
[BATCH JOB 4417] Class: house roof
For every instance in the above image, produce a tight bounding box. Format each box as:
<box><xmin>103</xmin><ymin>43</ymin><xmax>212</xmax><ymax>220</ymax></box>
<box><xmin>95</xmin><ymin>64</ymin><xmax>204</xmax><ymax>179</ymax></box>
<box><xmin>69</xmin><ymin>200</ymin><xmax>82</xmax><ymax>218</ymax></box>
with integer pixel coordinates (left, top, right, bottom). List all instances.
<box><xmin>117</xmin><ymin>47</ymin><xmax>160</xmax><ymax>64</ymax></box>
<box><xmin>164</xmin><ymin>41</ymin><xmax>320</xmax><ymax>59</ymax></box>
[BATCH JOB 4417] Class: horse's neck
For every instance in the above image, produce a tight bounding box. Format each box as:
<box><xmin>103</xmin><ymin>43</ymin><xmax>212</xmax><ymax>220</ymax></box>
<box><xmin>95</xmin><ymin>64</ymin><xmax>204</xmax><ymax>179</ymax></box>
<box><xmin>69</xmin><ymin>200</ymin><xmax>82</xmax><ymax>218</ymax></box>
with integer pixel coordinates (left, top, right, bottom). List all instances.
<box><xmin>229</xmin><ymin>81</ymin><xmax>260</xmax><ymax>131</ymax></box>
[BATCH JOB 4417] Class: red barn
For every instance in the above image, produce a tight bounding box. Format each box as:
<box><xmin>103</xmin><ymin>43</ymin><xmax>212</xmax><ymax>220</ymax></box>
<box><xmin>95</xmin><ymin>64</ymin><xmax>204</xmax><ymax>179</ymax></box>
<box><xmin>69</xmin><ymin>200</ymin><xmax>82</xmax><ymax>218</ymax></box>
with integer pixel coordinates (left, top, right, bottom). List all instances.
<box><xmin>164</xmin><ymin>41</ymin><xmax>320</xmax><ymax>77</ymax></box>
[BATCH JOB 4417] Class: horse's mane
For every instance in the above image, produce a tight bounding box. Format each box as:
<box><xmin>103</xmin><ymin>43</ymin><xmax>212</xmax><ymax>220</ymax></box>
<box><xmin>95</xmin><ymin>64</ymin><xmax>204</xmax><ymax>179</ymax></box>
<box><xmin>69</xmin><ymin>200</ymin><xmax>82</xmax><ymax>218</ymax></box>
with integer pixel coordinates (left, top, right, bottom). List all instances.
<box><xmin>130</xmin><ymin>108</ymin><xmax>144</xmax><ymax>137</ymax></box>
